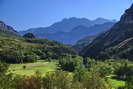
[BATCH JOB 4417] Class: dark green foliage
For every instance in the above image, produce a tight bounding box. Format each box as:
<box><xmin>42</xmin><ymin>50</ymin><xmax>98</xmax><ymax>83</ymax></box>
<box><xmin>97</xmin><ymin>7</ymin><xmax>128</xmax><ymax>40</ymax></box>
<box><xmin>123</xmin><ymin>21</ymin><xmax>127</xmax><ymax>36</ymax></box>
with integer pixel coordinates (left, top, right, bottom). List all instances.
<box><xmin>95</xmin><ymin>62</ymin><xmax>114</xmax><ymax>78</ymax></box>
<box><xmin>118</xmin><ymin>76</ymin><xmax>133</xmax><ymax>89</ymax></box>
<box><xmin>73</xmin><ymin>35</ymin><xmax>96</xmax><ymax>52</ymax></box>
<box><xmin>84</xmin><ymin>58</ymin><xmax>96</xmax><ymax>71</ymax></box>
<box><xmin>84</xmin><ymin>58</ymin><xmax>114</xmax><ymax>78</ymax></box>
<box><xmin>125</xmin><ymin>76</ymin><xmax>133</xmax><ymax>89</ymax></box>
<box><xmin>73</xmin><ymin>71</ymin><xmax>112</xmax><ymax>89</ymax></box>
<box><xmin>73</xmin><ymin>67</ymin><xmax>88</xmax><ymax>82</ymax></box>
<box><xmin>115</xmin><ymin>64</ymin><xmax>133</xmax><ymax>80</ymax></box>
<box><xmin>82</xmin><ymin>72</ymin><xmax>112</xmax><ymax>89</ymax></box>
<box><xmin>0</xmin><ymin>62</ymin><xmax>9</xmax><ymax>73</ymax></box>
<box><xmin>0</xmin><ymin>40</ymin><xmax>39</xmax><ymax>63</ymax></box>
<box><xmin>42</xmin><ymin>70</ymin><xmax>112</xmax><ymax>89</ymax></box>
<box><xmin>80</xmin><ymin>4</ymin><xmax>133</xmax><ymax>60</ymax></box>
<box><xmin>43</xmin><ymin>71</ymin><xmax>72</xmax><ymax>89</ymax></box>
<box><xmin>0</xmin><ymin>34</ymin><xmax>76</xmax><ymax>63</ymax></box>
<box><xmin>118</xmin><ymin>86</ymin><xmax>125</xmax><ymax>89</ymax></box>
<box><xmin>1</xmin><ymin>60</ymin><xmax>128</xmax><ymax>89</ymax></box>
<box><xmin>59</xmin><ymin>55</ymin><xmax>83</xmax><ymax>72</ymax></box>
<box><xmin>23</xmin><ymin>65</ymin><xmax>26</xmax><ymax>69</ymax></box>
<box><xmin>25</xmin><ymin>38</ymin><xmax>64</xmax><ymax>46</ymax></box>
<box><xmin>0</xmin><ymin>62</ymin><xmax>15</xmax><ymax>89</ymax></box>
<box><xmin>23</xmin><ymin>33</ymin><xmax>36</xmax><ymax>38</ymax></box>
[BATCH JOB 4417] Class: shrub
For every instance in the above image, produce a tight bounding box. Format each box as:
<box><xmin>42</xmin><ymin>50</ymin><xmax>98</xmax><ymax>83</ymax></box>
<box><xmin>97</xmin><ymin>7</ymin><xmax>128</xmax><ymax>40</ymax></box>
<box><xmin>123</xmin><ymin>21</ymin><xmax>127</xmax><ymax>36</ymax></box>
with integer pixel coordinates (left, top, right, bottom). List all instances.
<box><xmin>59</xmin><ymin>56</ymin><xmax>83</xmax><ymax>72</ymax></box>
<box><xmin>15</xmin><ymin>75</ymin><xmax>42</xmax><ymax>89</ymax></box>
<box><xmin>43</xmin><ymin>71</ymin><xmax>72</xmax><ymax>89</ymax></box>
<box><xmin>23</xmin><ymin>33</ymin><xmax>36</xmax><ymax>39</ymax></box>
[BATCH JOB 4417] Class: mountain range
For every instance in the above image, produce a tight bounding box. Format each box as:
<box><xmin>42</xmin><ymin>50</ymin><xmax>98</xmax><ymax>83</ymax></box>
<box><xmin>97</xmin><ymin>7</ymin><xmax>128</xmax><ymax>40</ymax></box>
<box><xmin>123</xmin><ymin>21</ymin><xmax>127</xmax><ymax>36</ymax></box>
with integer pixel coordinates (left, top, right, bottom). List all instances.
<box><xmin>20</xmin><ymin>17</ymin><xmax>116</xmax><ymax>44</ymax></box>
<box><xmin>1</xmin><ymin>4</ymin><xmax>133</xmax><ymax>61</ymax></box>
<box><xmin>80</xmin><ymin>4</ymin><xmax>133</xmax><ymax>61</ymax></box>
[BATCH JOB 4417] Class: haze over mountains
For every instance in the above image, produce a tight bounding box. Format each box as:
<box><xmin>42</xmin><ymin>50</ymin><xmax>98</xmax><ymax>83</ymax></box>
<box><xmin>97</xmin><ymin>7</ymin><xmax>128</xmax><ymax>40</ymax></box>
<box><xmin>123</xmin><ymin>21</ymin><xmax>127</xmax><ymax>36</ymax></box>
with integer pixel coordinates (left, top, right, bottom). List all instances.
<box><xmin>80</xmin><ymin>4</ymin><xmax>133</xmax><ymax>60</ymax></box>
<box><xmin>1</xmin><ymin>2</ymin><xmax>133</xmax><ymax>61</ymax></box>
<box><xmin>20</xmin><ymin>17</ymin><xmax>116</xmax><ymax>44</ymax></box>
<box><xmin>0</xmin><ymin>1</ymin><xmax>133</xmax><ymax>62</ymax></box>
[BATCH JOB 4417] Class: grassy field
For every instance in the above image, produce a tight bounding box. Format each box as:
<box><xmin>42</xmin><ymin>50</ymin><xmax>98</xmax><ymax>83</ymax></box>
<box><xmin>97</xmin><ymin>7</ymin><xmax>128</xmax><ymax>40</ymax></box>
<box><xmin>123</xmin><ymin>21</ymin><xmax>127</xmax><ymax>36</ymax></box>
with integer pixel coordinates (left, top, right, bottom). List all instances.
<box><xmin>109</xmin><ymin>79</ymin><xmax>125</xmax><ymax>89</ymax></box>
<box><xmin>8</xmin><ymin>60</ymin><xmax>125</xmax><ymax>89</ymax></box>
<box><xmin>9</xmin><ymin>60</ymin><xmax>58</xmax><ymax>76</ymax></box>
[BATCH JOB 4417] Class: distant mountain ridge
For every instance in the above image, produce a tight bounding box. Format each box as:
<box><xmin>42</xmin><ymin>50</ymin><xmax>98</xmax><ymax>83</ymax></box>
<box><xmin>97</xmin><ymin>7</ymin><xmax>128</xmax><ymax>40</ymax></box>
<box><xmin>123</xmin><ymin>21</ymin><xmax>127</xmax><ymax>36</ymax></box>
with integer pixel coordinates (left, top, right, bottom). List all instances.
<box><xmin>46</xmin><ymin>22</ymin><xmax>115</xmax><ymax>44</ymax></box>
<box><xmin>20</xmin><ymin>17</ymin><xmax>116</xmax><ymax>44</ymax></box>
<box><xmin>80</xmin><ymin>4</ymin><xmax>133</xmax><ymax>60</ymax></box>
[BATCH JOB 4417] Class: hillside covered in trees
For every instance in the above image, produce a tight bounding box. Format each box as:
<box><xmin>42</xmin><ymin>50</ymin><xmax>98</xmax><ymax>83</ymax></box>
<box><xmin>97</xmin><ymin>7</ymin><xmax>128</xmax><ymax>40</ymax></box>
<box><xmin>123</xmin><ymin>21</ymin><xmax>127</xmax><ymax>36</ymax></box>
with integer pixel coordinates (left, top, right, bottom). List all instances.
<box><xmin>0</xmin><ymin>25</ymin><xmax>76</xmax><ymax>63</ymax></box>
<box><xmin>1</xmin><ymin>2</ymin><xmax>133</xmax><ymax>89</ymax></box>
<box><xmin>80</xmin><ymin>4</ymin><xmax>133</xmax><ymax>61</ymax></box>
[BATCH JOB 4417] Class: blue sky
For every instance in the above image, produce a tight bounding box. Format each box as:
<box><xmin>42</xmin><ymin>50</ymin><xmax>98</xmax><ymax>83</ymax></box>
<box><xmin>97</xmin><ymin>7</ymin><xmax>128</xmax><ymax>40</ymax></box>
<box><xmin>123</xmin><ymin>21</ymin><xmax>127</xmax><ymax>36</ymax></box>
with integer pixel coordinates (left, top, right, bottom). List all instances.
<box><xmin>0</xmin><ymin>0</ymin><xmax>132</xmax><ymax>31</ymax></box>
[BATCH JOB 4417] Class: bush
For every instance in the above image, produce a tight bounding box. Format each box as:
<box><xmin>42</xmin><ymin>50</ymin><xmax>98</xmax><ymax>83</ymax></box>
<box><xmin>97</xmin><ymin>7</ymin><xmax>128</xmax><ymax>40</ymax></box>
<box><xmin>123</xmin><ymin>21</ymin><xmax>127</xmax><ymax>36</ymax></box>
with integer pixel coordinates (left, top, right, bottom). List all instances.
<box><xmin>115</xmin><ymin>64</ymin><xmax>133</xmax><ymax>79</ymax></box>
<box><xmin>23</xmin><ymin>33</ymin><xmax>36</xmax><ymax>39</ymax></box>
<box><xmin>0</xmin><ymin>62</ymin><xmax>15</xmax><ymax>89</ymax></box>
<box><xmin>43</xmin><ymin>71</ymin><xmax>72</xmax><ymax>89</ymax></box>
<box><xmin>15</xmin><ymin>73</ymin><xmax>42</xmax><ymax>89</ymax></box>
<box><xmin>83</xmin><ymin>72</ymin><xmax>112</xmax><ymax>89</ymax></box>
<box><xmin>59</xmin><ymin>55</ymin><xmax>83</xmax><ymax>72</ymax></box>
<box><xmin>84</xmin><ymin>58</ymin><xmax>96</xmax><ymax>71</ymax></box>
<box><xmin>73</xmin><ymin>71</ymin><xmax>112</xmax><ymax>89</ymax></box>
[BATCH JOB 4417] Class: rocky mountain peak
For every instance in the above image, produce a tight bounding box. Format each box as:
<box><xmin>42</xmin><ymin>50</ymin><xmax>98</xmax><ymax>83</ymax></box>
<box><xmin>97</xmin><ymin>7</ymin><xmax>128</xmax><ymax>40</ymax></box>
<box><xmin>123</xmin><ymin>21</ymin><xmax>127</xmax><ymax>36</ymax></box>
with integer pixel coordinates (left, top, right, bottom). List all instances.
<box><xmin>120</xmin><ymin>4</ymin><xmax>133</xmax><ymax>24</ymax></box>
<box><xmin>0</xmin><ymin>21</ymin><xmax>18</xmax><ymax>35</ymax></box>
<box><xmin>0</xmin><ymin>21</ymin><xmax>7</xmax><ymax>29</ymax></box>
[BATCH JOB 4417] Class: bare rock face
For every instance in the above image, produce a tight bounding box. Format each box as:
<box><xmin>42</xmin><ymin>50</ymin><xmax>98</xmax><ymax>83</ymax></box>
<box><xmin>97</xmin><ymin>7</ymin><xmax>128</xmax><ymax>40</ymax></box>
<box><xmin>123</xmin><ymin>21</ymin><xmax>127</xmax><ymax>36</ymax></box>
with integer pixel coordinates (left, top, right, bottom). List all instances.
<box><xmin>0</xmin><ymin>21</ymin><xmax>7</xmax><ymax>29</ymax></box>
<box><xmin>120</xmin><ymin>4</ymin><xmax>133</xmax><ymax>24</ymax></box>
<box><xmin>0</xmin><ymin>21</ymin><xmax>18</xmax><ymax>35</ymax></box>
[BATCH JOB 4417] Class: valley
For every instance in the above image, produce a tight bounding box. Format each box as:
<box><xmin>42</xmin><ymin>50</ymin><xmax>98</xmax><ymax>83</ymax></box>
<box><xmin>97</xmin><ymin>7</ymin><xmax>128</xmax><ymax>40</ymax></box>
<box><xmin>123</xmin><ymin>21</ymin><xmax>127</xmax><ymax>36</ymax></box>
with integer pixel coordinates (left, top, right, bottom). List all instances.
<box><xmin>0</xmin><ymin>2</ymin><xmax>133</xmax><ymax>89</ymax></box>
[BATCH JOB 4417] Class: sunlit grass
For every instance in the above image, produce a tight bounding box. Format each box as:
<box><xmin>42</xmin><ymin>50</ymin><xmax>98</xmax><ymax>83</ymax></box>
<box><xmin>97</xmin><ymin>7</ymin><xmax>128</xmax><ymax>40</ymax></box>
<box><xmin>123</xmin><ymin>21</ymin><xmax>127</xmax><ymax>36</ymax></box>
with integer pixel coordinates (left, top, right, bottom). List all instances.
<box><xmin>9</xmin><ymin>60</ymin><xmax>58</xmax><ymax>76</ymax></box>
<box><xmin>109</xmin><ymin>78</ymin><xmax>125</xmax><ymax>89</ymax></box>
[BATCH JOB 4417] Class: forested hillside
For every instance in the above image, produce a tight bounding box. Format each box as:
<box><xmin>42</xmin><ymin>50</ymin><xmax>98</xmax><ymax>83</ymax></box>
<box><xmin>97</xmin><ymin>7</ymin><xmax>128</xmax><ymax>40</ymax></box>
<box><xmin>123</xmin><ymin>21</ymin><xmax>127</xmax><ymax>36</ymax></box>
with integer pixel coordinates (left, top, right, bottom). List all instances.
<box><xmin>80</xmin><ymin>4</ymin><xmax>133</xmax><ymax>60</ymax></box>
<box><xmin>0</xmin><ymin>2</ymin><xmax>133</xmax><ymax>89</ymax></box>
<box><xmin>0</xmin><ymin>23</ymin><xmax>76</xmax><ymax>63</ymax></box>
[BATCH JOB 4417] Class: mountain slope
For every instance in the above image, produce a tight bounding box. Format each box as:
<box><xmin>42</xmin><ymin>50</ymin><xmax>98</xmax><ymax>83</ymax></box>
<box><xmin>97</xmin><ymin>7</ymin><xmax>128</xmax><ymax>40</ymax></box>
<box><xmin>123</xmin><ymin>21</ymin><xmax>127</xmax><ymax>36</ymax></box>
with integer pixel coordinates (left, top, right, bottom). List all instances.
<box><xmin>20</xmin><ymin>17</ymin><xmax>115</xmax><ymax>44</ymax></box>
<box><xmin>0</xmin><ymin>21</ymin><xmax>77</xmax><ymax>63</ymax></box>
<box><xmin>72</xmin><ymin>35</ymin><xmax>96</xmax><ymax>52</ymax></box>
<box><xmin>0</xmin><ymin>21</ymin><xmax>18</xmax><ymax>35</ymax></box>
<box><xmin>44</xmin><ymin>22</ymin><xmax>114</xmax><ymax>44</ymax></box>
<box><xmin>20</xmin><ymin>17</ymin><xmax>93</xmax><ymax>35</ymax></box>
<box><xmin>20</xmin><ymin>17</ymin><xmax>113</xmax><ymax>34</ymax></box>
<box><xmin>80</xmin><ymin>4</ymin><xmax>133</xmax><ymax>60</ymax></box>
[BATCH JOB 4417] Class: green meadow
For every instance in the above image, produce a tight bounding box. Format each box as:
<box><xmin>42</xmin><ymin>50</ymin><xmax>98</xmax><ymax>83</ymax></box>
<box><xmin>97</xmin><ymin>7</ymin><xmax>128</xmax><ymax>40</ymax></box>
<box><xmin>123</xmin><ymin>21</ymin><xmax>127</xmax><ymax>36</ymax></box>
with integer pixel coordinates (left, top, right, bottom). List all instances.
<box><xmin>109</xmin><ymin>79</ymin><xmax>125</xmax><ymax>89</ymax></box>
<box><xmin>8</xmin><ymin>60</ymin><xmax>125</xmax><ymax>89</ymax></box>
<box><xmin>9</xmin><ymin>60</ymin><xmax>57</xmax><ymax>76</ymax></box>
